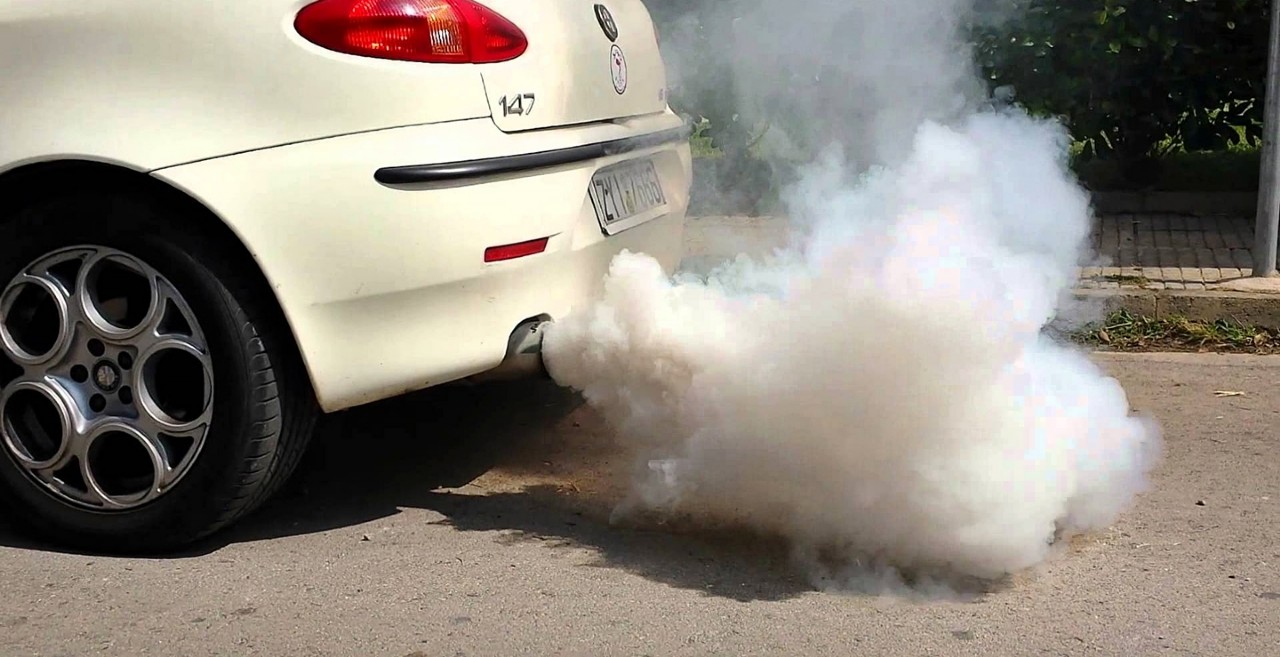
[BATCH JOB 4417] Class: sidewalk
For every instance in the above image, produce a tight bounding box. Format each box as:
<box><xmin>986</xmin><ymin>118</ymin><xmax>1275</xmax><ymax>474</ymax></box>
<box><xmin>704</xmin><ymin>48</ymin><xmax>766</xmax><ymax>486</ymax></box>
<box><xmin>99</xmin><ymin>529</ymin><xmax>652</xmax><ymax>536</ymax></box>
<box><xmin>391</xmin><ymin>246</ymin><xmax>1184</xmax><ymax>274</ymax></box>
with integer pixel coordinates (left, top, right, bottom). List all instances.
<box><xmin>1080</xmin><ymin>214</ymin><xmax>1257</xmax><ymax>290</ymax></box>
<box><xmin>683</xmin><ymin>213</ymin><xmax>1280</xmax><ymax>328</ymax></box>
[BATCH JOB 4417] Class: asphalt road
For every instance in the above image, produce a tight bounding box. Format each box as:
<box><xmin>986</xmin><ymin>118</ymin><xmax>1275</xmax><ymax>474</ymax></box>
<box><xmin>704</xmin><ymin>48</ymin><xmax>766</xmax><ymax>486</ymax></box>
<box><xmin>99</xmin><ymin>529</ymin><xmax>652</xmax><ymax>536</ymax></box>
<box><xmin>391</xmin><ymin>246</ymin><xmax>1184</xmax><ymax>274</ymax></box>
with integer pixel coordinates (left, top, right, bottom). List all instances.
<box><xmin>0</xmin><ymin>352</ymin><xmax>1277</xmax><ymax>656</ymax></box>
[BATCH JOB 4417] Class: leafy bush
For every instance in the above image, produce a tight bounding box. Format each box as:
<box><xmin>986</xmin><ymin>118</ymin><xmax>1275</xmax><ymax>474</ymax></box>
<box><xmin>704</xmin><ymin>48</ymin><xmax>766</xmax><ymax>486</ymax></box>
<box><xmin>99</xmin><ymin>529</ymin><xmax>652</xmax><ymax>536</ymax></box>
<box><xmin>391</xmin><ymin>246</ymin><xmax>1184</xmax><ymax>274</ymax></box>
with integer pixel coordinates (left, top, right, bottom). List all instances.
<box><xmin>974</xmin><ymin>0</ymin><xmax>1268</xmax><ymax>179</ymax></box>
<box><xmin>1074</xmin><ymin>148</ymin><xmax>1260</xmax><ymax>192</ymax></box>
<box><xmin>646</xmin><ymin>1</ymin><xmax>758</xmax><ymax>161</ymax></box>
<box><xmin>648</xmin><ymin>0</ymin><xmax>1271</xmax><ymax>201</ymax></box>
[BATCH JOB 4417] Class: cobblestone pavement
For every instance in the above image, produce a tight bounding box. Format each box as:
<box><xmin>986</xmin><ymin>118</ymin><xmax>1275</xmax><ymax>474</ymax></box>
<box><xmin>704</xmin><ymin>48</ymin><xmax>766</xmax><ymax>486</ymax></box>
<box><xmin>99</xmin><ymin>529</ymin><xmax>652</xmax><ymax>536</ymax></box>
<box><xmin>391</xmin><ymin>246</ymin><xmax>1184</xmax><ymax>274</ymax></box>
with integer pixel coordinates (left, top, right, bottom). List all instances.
<box><xmin>1082</xmin><ymin>214</ymin><xmax>1257</xmax><ymax>290</ymax></box>
<box><xmin>685</xmin><ymin>214</ymin><xmax>1267</xmax><ymax>292</ymax></box>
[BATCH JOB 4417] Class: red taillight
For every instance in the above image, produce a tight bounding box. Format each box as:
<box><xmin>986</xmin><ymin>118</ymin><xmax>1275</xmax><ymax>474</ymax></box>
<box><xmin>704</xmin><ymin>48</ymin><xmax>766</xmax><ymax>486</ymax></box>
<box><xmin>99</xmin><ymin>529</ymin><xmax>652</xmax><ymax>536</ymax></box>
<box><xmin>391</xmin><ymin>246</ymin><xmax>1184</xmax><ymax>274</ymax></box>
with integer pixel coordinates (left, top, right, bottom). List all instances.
<box><xmin>295</xmin><ymin>0</ymin><xmax>528</xmax><ymax>64</ymax></box>
<box><xmin>484</xmin><ymin>237</ymin><xmax>549</xmax><ymax>263</ymax></box>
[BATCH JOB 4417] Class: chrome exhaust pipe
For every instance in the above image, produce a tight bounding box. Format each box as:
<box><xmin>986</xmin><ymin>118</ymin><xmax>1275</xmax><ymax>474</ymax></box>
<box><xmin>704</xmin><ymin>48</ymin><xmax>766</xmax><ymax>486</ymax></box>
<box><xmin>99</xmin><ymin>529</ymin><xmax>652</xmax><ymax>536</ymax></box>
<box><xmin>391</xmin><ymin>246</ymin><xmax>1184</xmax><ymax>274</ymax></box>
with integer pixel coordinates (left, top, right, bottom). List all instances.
<box><xmin>465</xmin><ymin>318</ymin><xmax>551</xmax><ymax>384</ymax></box>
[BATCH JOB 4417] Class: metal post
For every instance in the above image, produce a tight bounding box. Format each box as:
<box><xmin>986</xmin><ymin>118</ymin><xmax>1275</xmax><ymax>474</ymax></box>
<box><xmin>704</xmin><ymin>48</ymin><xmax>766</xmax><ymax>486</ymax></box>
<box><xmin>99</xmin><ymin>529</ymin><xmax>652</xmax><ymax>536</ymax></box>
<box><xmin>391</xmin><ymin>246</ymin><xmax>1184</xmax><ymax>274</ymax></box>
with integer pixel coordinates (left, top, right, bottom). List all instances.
<box><xmin>1252</xmin><ymin>0</ymin><xmax>1280</xmax><ymax>277</ymax></box>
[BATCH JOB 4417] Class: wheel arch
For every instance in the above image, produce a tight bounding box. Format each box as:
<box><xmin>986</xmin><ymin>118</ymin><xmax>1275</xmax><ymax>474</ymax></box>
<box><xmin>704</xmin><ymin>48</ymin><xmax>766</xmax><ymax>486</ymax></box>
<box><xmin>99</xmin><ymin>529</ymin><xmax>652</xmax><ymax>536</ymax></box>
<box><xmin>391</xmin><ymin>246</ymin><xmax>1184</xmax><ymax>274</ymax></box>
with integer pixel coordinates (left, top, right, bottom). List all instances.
<box><xmin>0</xmin><ymin>159</ymin><xmax>319</xmax><ymax>405</ymax></box>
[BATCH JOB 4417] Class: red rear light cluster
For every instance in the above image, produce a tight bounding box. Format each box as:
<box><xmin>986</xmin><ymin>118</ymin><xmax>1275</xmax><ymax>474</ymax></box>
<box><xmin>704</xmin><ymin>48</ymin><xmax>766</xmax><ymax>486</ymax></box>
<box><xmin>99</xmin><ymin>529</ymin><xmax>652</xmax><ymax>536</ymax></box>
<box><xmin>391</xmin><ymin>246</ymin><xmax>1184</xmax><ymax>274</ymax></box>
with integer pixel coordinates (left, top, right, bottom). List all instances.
<box><xmin>484</xmin><ymin>237</ymin><xmax>549</xmax><ymax>263</ymax></box>
<box><xmin>295</xmin><ymin>0</ymin><xmax>528</xmax><ymax>64</ymax></box>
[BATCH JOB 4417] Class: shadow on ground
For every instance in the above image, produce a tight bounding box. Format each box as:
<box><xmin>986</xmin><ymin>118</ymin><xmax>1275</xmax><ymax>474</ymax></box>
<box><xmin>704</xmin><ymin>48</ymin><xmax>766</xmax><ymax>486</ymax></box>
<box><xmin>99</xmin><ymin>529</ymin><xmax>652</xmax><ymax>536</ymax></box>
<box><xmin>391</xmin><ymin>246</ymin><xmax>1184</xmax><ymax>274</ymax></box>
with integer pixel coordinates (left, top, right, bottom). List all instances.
<box><xmin>0</xmin><ymin>377</ymin><xmax>1016</xmax><ymax>602</ymax></box>
<box><xmin>235</xmin><ymin>379</ymin><xmax>586</xmax><ymax>539</ymax></box>
<box><xmin>417</xmin><ymin>486</ymin><xmax>816</xmax><ymax>602</ymax></box>
<box><xmin>0</xmin><ymin>378</ymin><xmax>822</xmax><ymax>602</ymax></box>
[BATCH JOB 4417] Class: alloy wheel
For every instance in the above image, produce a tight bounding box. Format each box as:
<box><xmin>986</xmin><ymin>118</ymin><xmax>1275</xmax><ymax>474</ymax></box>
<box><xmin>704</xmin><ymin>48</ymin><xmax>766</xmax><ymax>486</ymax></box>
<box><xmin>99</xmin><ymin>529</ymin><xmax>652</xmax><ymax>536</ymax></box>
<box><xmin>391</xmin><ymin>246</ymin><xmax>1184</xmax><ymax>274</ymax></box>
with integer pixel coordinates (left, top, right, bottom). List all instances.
<box><xmin>0</xmin><ymin>246</ymin><xmax>214</xmax><ymax>510</ymax></box>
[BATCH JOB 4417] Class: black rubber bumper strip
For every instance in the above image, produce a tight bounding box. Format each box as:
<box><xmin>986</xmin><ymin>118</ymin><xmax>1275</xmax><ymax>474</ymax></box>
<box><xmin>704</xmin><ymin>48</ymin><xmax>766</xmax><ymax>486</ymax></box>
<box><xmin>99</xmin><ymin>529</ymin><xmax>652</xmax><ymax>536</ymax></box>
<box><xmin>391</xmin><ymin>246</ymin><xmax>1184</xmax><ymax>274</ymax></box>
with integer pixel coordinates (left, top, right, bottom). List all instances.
<box><xmin>374</xmin><ymin>122</ymin><xmax>693</xmax><ymax>185</ymax></box>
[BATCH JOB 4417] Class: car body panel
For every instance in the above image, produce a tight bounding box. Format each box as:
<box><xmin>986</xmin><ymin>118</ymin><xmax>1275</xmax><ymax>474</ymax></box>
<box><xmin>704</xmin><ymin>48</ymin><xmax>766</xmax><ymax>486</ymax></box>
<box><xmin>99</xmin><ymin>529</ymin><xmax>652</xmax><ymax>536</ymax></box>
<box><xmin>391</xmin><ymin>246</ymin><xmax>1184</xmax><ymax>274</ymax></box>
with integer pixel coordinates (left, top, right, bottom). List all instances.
<box><xmin>154</xmin><ymin>111</ymin><xmax>692</xmax><ymax>411</ymax></box>
<box><xmin>1</xmin><ymin>0</ymin><xmax>690</xmax><ymax>412</ymax></box>
<box><xmin>0</xmin><ymin>0</ymin><xmax>490</xmax><ymax>172</ymax></box>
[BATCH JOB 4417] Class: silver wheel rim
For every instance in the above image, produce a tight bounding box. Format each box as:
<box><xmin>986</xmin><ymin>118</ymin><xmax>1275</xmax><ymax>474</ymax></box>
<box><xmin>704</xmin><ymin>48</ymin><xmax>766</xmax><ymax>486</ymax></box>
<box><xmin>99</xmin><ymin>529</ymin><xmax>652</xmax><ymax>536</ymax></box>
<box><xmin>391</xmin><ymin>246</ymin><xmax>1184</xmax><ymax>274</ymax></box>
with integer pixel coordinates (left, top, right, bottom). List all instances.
<box><xmin>0</xmin><ymin>246</ymin><xmax>214</xmax><ymax>510</ymax></box>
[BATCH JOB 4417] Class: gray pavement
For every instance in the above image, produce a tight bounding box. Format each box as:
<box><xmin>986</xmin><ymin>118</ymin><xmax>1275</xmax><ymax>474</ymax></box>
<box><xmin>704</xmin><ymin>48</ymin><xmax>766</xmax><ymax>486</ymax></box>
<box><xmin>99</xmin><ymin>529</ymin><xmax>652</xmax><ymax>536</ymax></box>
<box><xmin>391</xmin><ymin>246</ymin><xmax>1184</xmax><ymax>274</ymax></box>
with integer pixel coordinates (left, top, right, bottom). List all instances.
<box><xmin>685</xmin><ymin>213</ymin><xmax>1278</xmax><ymax>292</ymax></box>
<box><xmin>0</xmin><ymin>352</ymin><xmax>1277</xmax><ymax>656</ymax></box>
<box><xmin>1080</xmin><ymin>213</ymin><xmax>1259</xmax><ymax>290</ymax></box>
<box><xmin>683</xmin><ymin>215</ymin><xmax>1280</xmax><ymax>328</ymax></box>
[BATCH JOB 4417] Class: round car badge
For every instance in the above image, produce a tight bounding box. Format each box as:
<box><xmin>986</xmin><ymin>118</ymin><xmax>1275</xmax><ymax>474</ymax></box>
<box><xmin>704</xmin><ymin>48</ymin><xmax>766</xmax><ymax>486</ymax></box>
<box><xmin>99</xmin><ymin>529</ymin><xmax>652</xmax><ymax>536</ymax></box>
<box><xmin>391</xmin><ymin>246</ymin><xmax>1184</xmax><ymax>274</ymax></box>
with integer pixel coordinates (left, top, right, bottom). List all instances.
<box><xmin>610</xmin><ymin>44</ymin><xmax>628</xmax><ymax>95</ymax></box>
<box><xmin>594</xmin><ymin>4</ymin><xmax>619</xmax><ymax>42</ymax></box>
<box><xmin>93</xmin><ymin>361</ymin><xmax>121</xmax><ymax>392</ymax></box>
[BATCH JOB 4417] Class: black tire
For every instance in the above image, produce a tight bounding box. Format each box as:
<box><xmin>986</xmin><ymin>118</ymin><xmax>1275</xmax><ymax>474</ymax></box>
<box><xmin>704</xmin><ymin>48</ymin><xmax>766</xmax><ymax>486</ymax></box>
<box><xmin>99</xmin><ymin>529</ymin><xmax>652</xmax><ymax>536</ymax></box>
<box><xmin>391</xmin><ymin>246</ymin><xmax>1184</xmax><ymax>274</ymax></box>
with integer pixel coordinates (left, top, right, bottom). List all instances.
<box><xmin>0</xmin><ymin>189</ymin><xmax>318</xmax><ymax>553</ymax></box>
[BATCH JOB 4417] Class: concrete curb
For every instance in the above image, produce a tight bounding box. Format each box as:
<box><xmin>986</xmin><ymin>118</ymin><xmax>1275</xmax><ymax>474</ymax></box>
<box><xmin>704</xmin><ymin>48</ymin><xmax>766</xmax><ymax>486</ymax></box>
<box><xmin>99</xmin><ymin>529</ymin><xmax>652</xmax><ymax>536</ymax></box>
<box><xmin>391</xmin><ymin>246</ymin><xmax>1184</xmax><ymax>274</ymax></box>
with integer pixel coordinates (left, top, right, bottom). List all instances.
<box><xmin>1072</xmin><ymin>288</ymin><xmax>1280</xmax><ymax>329</ymax></box>
<box><xmin>1090</xmin><ymin>192</ymin><xmax>1257</xmax><ymax>217</ymax></box>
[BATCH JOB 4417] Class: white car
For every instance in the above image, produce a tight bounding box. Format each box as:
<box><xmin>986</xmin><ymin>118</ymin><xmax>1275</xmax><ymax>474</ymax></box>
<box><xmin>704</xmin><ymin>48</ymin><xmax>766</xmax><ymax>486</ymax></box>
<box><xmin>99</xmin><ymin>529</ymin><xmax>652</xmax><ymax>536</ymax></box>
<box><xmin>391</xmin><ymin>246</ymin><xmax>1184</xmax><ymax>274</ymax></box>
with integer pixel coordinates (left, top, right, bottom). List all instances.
<box><xmin>0</xmin><ymin>0</ymin><xmax>690</xmax><ymax>551</ymax></box>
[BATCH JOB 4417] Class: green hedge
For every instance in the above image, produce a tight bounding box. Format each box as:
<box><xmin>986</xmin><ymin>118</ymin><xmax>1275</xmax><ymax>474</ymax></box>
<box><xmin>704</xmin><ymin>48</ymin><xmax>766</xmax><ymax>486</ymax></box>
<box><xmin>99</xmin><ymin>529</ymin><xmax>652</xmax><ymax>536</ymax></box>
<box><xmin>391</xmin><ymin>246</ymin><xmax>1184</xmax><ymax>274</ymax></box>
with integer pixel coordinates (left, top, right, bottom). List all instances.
<box><xmin>974</xmin><ymin>0</ymin><xmax>1268</xmax><ymax>180</ymax></box>
<box><xmin>650</xmin><ymin>0</ymin><xmax>1270</xmax><ymax>196</ymax></box>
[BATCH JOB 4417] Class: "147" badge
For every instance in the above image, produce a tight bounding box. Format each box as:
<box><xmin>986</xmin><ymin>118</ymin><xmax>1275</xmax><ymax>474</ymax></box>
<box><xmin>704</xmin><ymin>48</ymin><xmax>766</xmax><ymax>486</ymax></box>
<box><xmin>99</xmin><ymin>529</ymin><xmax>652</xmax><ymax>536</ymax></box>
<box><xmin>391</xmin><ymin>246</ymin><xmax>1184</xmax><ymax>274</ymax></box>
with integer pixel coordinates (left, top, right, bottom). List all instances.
<box><xmin>499</xmin><ymin>93</ymin><xmax>536</xmax><ymax>117</ymax></box>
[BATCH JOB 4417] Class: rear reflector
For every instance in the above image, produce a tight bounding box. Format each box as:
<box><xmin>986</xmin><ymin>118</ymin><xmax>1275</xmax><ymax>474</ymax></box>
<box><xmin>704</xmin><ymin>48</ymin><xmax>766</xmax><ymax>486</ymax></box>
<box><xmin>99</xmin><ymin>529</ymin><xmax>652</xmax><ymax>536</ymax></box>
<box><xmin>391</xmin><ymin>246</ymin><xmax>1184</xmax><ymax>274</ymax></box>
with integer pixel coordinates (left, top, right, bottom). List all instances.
<box><xmin>294</xmin><ymin>0</ymin><xmax>528</xmax><ymax>64</ymax></box>
<box><xmin>484</xmin><ymin>237</ymin><xmax>549</xmax><ymax>263</ymax></box>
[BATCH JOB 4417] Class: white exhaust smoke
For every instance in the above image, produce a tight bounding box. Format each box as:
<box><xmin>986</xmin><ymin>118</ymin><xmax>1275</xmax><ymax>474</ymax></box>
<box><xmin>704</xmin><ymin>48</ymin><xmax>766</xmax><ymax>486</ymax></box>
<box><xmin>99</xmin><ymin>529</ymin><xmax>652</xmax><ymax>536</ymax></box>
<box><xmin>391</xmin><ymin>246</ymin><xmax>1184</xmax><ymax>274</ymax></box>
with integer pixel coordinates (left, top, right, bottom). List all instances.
<box><xmin>541</xmin><ymin>0</ymin><xmax>1163</xmax><ymax>586</ymax></box>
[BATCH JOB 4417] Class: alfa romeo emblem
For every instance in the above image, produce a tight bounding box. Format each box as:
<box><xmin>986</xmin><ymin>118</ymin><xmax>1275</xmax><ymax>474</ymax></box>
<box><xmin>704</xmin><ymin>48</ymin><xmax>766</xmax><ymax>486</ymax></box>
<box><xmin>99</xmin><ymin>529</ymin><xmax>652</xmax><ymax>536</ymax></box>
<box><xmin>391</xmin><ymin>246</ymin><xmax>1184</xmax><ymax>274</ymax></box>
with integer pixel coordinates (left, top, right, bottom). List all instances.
<box><xmin>94</xmin><ymin>361</ymin><xmax>121</xmax><ymax>392</ymax></box>
<box><xmin>594</xmin><ymin>4</ymin><xmax>619</xmax><ymax>42</ymax></box>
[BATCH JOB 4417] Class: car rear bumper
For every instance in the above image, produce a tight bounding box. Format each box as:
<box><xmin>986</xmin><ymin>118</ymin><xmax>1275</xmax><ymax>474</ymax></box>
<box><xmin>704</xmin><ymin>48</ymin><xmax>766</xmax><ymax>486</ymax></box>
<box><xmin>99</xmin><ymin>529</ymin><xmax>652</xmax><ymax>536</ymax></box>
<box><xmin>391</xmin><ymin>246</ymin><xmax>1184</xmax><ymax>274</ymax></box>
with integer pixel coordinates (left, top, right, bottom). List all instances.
<box><xmin>154</xmin><ymin>111</ymin><xmax>691</xmax><ymax>412</ymax></box>
<box><xmin>374</xmin><ymin>122</ymin><xmax>693</xmax><ymax>185</ymax></box>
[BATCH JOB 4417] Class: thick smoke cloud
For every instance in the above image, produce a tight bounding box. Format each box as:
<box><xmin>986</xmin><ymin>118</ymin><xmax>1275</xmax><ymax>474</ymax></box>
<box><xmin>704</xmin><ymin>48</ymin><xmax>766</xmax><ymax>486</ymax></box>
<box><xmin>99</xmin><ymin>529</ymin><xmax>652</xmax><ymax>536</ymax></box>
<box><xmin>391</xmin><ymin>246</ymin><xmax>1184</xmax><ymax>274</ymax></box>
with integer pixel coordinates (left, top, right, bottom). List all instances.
<box><xmin>541</xmin><ymin>0</ymin><xmax>1163</xmax><ymax>588</ymax></box>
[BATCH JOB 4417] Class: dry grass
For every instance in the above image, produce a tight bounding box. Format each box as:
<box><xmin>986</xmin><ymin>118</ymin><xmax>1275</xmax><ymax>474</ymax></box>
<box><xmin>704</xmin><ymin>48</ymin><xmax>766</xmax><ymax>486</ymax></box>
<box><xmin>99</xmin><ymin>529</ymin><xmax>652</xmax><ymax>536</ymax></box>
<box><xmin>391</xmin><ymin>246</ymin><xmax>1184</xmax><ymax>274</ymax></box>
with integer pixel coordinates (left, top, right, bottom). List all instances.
<box><xmin>1069</xmin><ymin>310</ymin><xmax>1278</xmax><ymax>354</ymax></box>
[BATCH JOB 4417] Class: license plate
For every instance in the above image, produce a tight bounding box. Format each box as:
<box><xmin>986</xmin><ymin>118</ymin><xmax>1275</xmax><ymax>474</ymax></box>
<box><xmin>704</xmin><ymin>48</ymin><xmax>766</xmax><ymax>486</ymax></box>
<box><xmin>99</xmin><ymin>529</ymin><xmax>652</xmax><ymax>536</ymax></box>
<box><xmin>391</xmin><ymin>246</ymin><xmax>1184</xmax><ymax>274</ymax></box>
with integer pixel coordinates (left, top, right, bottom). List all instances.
<box><xmin>588</xmin><ymin>158</ymin><xmax>666</xmax><ymax>235</ymax></box>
